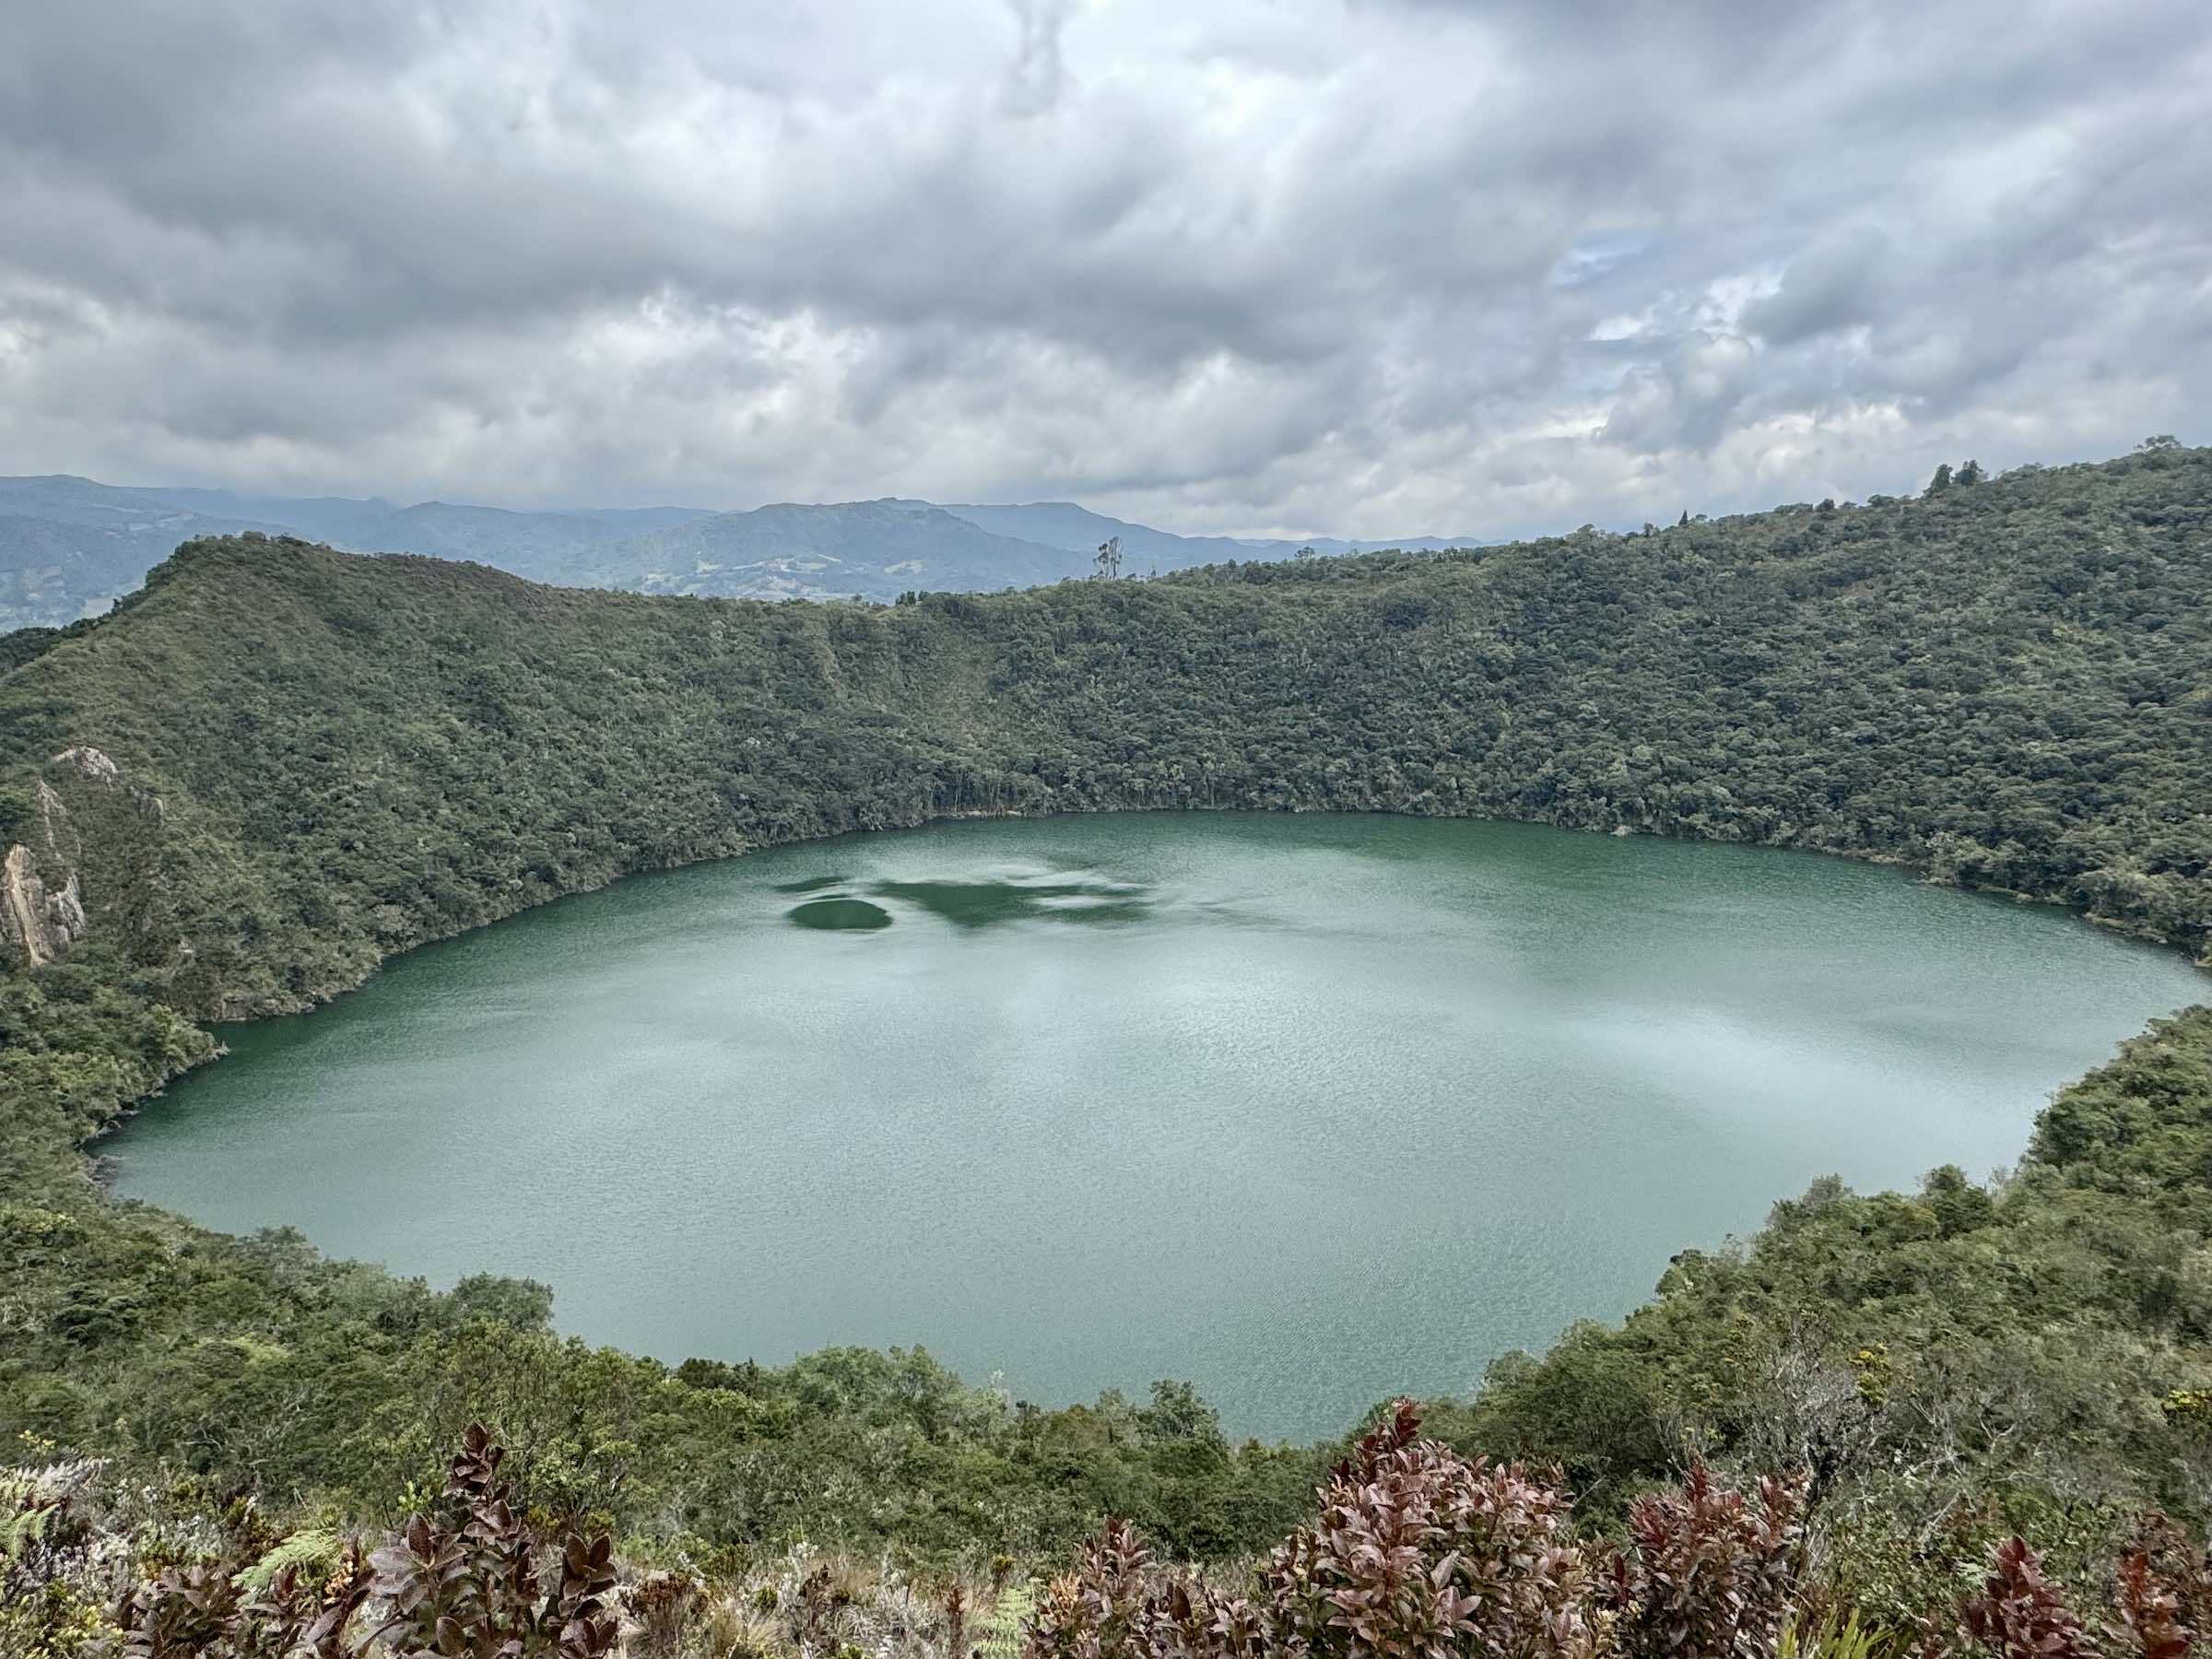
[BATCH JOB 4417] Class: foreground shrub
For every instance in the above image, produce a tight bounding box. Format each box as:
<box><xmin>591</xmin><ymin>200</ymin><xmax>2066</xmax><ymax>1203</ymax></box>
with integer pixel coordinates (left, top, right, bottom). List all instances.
<box><xmin>30</xmin><ymin>1415</ymin><xmax>2212</xmax><ymax>1655</ymax></box>
<box><xmin>97</xmin><ymin>1424</ymin><xmax>617</xmax><ymax>1657</ymax></box>
<box><xmin>1023</xmin><ymin>1402</ymin><xmax>2212</xmax><ymax>1659</ymax></box>
<box><xmin>1607</xmin><ymin>1463</ymin><xmax>1805</xmax><ymax>1658</ymax></box>
<box><xmin>1269</xmin><ymin>1399</ymin><xmax>1599</xmax><ymax>1659</ymax></box>
<box><xmin>1024</xmin><ymin>1401</ymin><xmax>1806</xmax><ymax>1659</ymax></box>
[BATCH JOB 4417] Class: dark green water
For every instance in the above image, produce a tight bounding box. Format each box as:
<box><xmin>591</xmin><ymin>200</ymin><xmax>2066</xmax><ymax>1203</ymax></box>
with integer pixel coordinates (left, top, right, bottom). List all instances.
<box><xmin>106</xmin><ymin>814</ymin><xmax>2206</xmax><ymax>1440</ymax></box>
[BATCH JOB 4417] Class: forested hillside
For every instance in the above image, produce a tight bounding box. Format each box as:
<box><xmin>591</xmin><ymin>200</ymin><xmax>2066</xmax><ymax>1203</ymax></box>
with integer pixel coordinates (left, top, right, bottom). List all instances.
<box><xmin>6</xmin><ymin>445</ymin><xmax>2208</xmax><ymax>1014</ymax></box>
<box><xmin>3</xmin><ymin>444</ymin><xmax>2210</xmax><ymax>1652</ymax></box>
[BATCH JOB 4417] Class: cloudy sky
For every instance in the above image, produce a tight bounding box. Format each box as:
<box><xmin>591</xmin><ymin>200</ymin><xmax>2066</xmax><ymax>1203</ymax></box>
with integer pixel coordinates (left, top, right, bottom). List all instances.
<box><xmin>3</xmin><ymin>1</ymin><xmax>2206</xmax><ymax>539</ymax></box>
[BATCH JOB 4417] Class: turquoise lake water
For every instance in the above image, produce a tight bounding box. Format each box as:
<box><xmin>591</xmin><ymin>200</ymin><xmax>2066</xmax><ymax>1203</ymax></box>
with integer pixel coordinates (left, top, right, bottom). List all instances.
<box><xmin>106</xmin><ymin>813</ymin><xmax>2208</xmax><ymax>1440</ymax></box>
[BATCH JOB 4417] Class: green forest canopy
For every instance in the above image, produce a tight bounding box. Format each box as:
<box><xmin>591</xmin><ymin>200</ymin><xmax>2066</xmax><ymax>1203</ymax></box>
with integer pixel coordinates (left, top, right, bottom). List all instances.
<box><xmin>1</xmin><ymin>442</ymin><xmax>2209</xmax><ymax>1590</ymax></box>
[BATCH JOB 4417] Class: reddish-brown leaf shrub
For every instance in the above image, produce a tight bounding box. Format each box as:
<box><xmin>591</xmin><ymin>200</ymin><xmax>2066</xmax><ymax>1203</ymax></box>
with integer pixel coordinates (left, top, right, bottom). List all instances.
<box><xmin>2124</xmin><ymin>1515</ymin><xmax>2212</xmax><ymax>1651</ymax></box>
<box><xmin>1957</xmin><ymin>1537</ymin><xmax>2095</xmax><ymax>1659</ymax></box>
<box><xmin>101</xmin><ymin>1425</ymin><xmax>618</xmax><ymax>1658</ymax></box>
<box><xmin>1916</xmin><ymin>1525</ymin><xmax>2212</xmax><ymax>1659</ymax></box>
<box><xmin>366</xmin><ymin>1422</ymin><xmax>618</xmax><ymax>1657</ymax></box>
<box><xmin>2114</xmin><ymin>1550</ymin><xmax>2191</xmax><ymax>1659</ymax></box>
<box><xmin>1266</xmin><ymin>1399</ymin><xmax>1598</xmax><ymax>1659</ymax></box>
<box><xmin>1025</xmin><ymin>1401</ymin><xmax>1601</xmax><ymax>1659</ymax></box>
<box><xmin>1029</xmin><ymin>1517</ymin><xmax>1158</xmax><ymax>1659</ymax></box>
<box><xmin>1605</xmin><ymin>1462</ymin><xmax>1806</xmax><ymax>1659</ymax></box>
<box><xmin>108</xmin><ymin>1547</ymin><xmax>374</xmax><ymax>1659</ymax></box>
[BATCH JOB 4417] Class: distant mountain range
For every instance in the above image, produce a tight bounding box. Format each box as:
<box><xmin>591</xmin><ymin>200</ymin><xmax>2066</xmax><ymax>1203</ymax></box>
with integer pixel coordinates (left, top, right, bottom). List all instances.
<box><xmin>0</xmin><ymin>475</ymin><xmax>1485</xmax><ymax>630</ymax></box>
<box><xmin>934</xmin><ymin>500</ymin><xmax>1477</xmax><ymax>563</ymax></box>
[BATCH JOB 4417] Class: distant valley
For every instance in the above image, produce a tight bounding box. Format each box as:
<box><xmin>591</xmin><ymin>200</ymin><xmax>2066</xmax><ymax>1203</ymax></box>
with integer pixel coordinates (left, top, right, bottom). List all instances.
<box><xmin>0</xmin><ymin>474</ymin><xmax>1485</xmax><ymax>629</ymax></box>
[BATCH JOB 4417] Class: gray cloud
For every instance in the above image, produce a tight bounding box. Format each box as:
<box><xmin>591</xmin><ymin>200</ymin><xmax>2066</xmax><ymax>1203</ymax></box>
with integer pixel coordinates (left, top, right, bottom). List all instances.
<box><xmin>0</xmin><ymin>0</ymin><xmax>2206</xmax><ymax>538</ymax></box>
<box><xmin>1742</xmin><ymin>229</ymin><xmax>1890</xmax><ymax>348</ymax></box>
<box><xmin>1003</xmin><ymin>0</ymin><xmax>1077</xmax><ymax>115</ymax></box>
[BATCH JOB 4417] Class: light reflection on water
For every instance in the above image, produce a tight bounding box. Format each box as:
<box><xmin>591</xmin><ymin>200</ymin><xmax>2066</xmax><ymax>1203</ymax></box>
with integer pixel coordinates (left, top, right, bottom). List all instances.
<box><xmin>106</xmin><ymin>813</ymin><xmax>2208</xmax><ymax>1441</ymax></box>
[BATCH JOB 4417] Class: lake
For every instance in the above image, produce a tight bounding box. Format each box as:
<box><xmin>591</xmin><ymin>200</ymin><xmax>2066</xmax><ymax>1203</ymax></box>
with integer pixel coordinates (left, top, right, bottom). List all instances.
<box><xmin>104</xmin><ymin>813</ymin><xmax>2207</xmax><ymax>1441</ymax></box>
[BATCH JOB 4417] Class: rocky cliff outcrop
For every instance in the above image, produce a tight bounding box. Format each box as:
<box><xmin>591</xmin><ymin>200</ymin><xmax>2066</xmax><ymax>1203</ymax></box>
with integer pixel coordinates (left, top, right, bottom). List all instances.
<box><xmin>53</xmin><ymin>745</ymin><xmax>120</xmax><ymax>784</ymax></box>
<box><xmin>0</xmin><ymin>747</ymin><xmax>121</xmax><ymax>968</ymax></box>
<box><xmin>1</xmin><ymin>841</ymin><xmax>86</xmax><ymax>967</ymax></box>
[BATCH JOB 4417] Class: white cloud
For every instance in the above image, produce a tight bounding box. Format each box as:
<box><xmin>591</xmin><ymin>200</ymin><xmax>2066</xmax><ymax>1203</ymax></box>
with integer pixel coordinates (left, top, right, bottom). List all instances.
<box><xmin>0</xmin><ymin>0</ymin><xmax>2206</xmax><ymax>538</ymax></box>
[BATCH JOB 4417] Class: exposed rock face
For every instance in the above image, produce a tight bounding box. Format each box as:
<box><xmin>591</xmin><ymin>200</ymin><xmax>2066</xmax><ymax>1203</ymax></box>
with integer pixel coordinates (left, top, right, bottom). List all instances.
<box><xmin>1</xmin><ymin>842</ymin><xmax>86</xmax><ymax>968</ymax></box>
<box><xmin>1</xmin><ymin>747</ymin><xmax>124</xmax><ymax>968</ymax></box>
<box><xmin>33</xmin><ymin>779</ymin><xmax>77</xmax><ymax>862</ymax></box>
<box><xmin>47</xmin><ymin>867</ymin><xmax>87</xmax><ymax>948</ymax></box>
<box><xmin>53</xmin><ymin>745</ymin><xmax>121</xmax><ymax>783</ymax></box>
<box><xmin>0</xmin><ymin>844</ymin><xmax>41</xmax><ymax>964</ymax></box>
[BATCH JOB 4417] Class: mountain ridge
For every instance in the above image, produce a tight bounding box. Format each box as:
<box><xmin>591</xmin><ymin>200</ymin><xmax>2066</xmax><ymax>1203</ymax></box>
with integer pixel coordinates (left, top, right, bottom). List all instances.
<box><xmin>0</xmin><ymin>474</ymin><xmax>1487</xmax><ymax>629</ymax></box>
<box><xmin>938</xmin><ymin>498</ymin><xmax>1483</xmax><ymax>559</ymax></box>
<box><xmin>581</xmin><ymin>497</ymin><xmax>1088</xmax><ymax>599</ymax></box>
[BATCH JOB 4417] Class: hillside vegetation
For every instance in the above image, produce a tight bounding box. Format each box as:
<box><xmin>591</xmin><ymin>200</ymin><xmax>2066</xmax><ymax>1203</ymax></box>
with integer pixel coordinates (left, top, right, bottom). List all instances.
<box><xmin>2</xmin><ymin>444</ymin><xmax>2210</xmax><ymax>1652</ymax></box>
